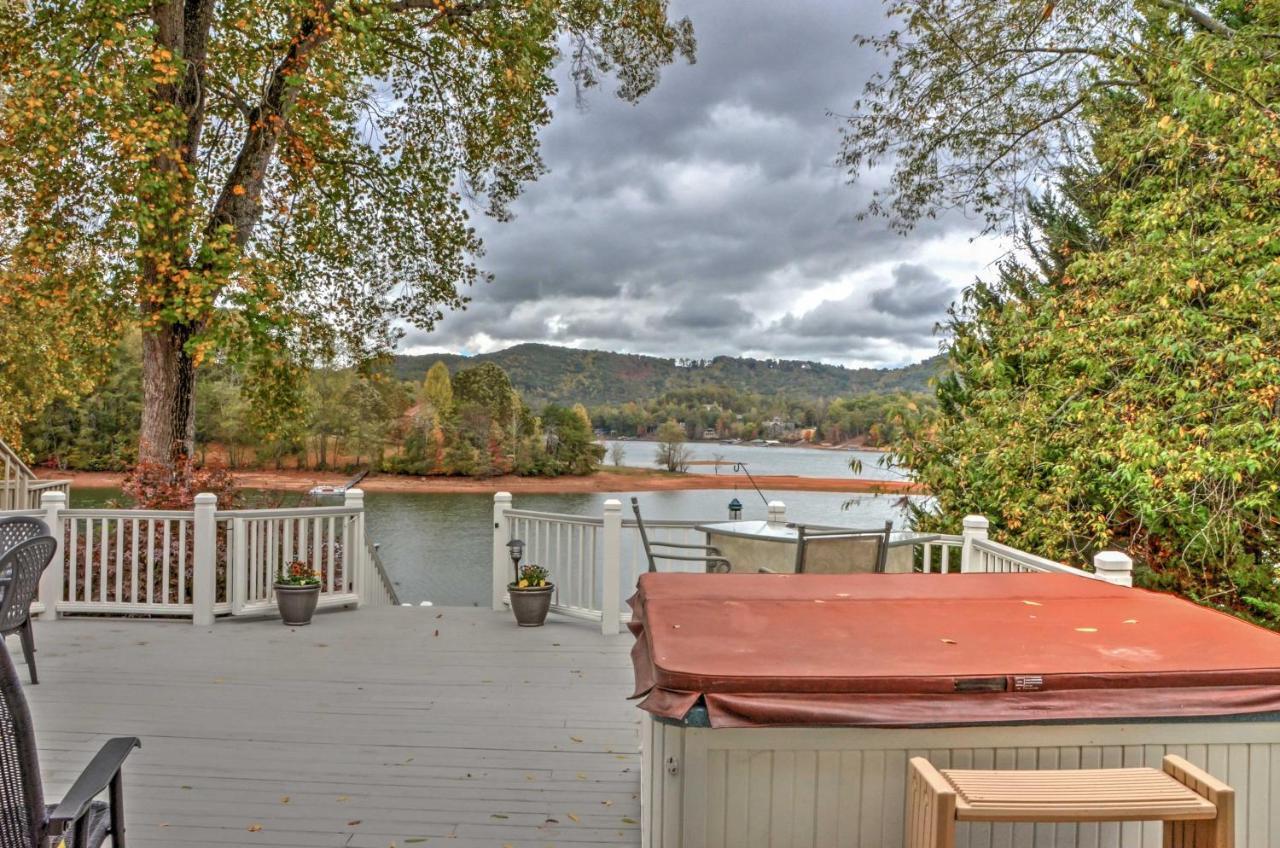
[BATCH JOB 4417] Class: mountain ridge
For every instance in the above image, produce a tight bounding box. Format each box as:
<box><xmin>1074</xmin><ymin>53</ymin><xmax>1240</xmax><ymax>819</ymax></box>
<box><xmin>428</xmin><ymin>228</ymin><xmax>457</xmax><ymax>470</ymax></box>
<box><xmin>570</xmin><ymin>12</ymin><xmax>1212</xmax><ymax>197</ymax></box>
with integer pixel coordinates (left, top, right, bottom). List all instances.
<box><xmin>391</xmin><ymin>343</ymin><xmax>944</xmax><ymax>407</ymax></box>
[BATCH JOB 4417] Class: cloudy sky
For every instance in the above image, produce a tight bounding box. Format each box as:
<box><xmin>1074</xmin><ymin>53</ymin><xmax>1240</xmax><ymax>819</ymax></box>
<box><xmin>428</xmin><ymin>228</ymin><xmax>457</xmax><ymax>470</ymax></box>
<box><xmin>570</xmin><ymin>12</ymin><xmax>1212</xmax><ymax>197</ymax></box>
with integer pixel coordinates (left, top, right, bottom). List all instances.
<box><xmin>401</xmin><ymin>0</ymin><xmax>1009</xmax><ymax>369</ymax></box>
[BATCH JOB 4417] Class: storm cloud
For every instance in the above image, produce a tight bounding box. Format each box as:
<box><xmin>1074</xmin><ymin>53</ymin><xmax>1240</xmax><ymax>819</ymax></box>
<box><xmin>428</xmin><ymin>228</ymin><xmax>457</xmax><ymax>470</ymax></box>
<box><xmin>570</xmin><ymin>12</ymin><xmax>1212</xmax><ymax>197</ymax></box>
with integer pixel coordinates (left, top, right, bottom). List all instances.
<box><xmin>402</xmin><ymin>0</ymin><xmax>1008</xmax><ymax>368</ymax></box>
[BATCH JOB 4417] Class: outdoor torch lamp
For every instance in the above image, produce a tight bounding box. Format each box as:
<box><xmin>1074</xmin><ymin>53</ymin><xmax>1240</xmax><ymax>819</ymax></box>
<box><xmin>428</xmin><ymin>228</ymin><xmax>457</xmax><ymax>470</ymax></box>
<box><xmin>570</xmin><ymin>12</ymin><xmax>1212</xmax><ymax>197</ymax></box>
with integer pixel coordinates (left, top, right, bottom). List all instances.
<box><xmin>728</xmin><ymin>498</ymin><xmax>743</xmax><ymax>521</ymax></box>
<box><xmin>507</xmin><ymin>538</ymin><xmax>525</xmax><ymax>585</ymax></box>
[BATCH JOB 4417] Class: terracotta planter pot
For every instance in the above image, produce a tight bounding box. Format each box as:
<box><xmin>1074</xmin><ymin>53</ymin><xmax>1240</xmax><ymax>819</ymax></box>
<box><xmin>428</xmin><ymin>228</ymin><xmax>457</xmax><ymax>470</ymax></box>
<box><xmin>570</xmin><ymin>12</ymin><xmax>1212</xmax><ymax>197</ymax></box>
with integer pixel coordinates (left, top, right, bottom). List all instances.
<box><xmin>508</xmin><ymin>583</ymin><xmax>554</xmax><ymax>627</ymax></box>
<box><xmin>275</xmin><ymin>583</ymin><xmax>321</xmax><ymax>625</ymax></box>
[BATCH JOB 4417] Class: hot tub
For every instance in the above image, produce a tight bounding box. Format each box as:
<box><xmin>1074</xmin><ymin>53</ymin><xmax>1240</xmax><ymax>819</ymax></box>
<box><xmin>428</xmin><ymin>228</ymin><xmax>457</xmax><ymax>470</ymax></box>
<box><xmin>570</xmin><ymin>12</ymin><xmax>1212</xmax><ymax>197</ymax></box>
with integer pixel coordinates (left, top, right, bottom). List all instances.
<box><xmin>630</xmin><ymin>572</ymin><xmax>1280</xmax><ymax>847</ymax></box>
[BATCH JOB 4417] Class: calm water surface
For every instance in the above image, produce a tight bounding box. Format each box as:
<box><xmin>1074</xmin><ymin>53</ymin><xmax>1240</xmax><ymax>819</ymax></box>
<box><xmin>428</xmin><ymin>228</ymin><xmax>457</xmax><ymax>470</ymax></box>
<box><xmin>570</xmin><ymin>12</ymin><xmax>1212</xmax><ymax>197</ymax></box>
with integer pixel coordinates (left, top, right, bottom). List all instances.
<box><xmin>603</xmin><ymin>440</ymin><xmax>905</xmax><ymax>480</ymax></box>
<box><xmin>70</xmin><ymin>445</ymin><xmax>921</xmax><ymax>605</ymax></box>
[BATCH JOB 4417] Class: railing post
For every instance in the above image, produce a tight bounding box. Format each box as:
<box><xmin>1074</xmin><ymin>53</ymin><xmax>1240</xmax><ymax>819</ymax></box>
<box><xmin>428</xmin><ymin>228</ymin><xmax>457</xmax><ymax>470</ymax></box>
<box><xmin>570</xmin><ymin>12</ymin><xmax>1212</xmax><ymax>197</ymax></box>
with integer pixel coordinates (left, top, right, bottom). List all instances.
<box><xmin>230</xmin><ymin>516</ymin><xmax>247</xmax><ymax>615</ymax></box>
<box><xmin>1093</xmin><ymin>550</ymin><xmax>1134</xmax><ymax>588</ymax></box>
<box><xmin>767</xmin><ymin>500</ymin><xmax>787</xmax><ymax>525</ymax></box>
<box><xmin>192</xmin><ymin>493</ymin><xmax>217</xmax><ymax>627</ymax></box>
<box><xmin>491</xmin><ymin>492</ymin><xmax>512</xmax><ymax>611</ymax></box>
<box><xmin>38</xmin><ymin>491</ymin><xmax>65</xmax><ymax>621</ymax></box>
<box><xmin>344</xmin><ymin>488</ymin><xmax>366</xmax><ymax>604</ymax></box>
<box><xmin>960</xmin><ymin>514</ymin><xmax>989</xmax><ymax>573</ymax></box>
<box><xmin>601</xmin><ymin>499</ymin><xmax>622</xmax><ymax>636</ymax></box>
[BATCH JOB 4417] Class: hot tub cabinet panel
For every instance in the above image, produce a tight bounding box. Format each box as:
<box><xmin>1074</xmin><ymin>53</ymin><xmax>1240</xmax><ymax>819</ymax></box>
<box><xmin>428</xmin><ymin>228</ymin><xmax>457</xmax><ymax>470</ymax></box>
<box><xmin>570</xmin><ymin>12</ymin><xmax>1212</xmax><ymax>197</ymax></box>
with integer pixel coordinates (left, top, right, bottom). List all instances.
<box><xmin>641</xmin><ymin>714</ymin><xmax>1280</xmax><ymax>848</ymax></box>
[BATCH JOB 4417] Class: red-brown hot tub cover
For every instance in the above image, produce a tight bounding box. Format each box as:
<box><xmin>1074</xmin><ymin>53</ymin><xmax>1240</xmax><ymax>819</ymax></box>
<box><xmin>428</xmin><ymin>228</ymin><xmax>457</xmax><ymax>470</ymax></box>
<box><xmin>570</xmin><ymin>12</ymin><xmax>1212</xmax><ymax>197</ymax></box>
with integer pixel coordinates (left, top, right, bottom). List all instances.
<box><xmin>628</xmin><ymin>573</ymin><xmax>1280</xmax><ymax>728</ymax></box>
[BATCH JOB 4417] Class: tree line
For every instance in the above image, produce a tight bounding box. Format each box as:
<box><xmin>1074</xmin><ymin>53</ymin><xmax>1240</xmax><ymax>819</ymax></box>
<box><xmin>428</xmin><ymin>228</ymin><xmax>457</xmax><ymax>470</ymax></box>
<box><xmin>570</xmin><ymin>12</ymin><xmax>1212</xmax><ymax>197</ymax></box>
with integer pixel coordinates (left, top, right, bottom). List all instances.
<box><xmin>589</xmin><ymin>386</ymin><xmax>931</xmax><ymax>446</ymax></box>
<box><xmin>24</xmin><ymin>341</ymin><xmax>602</xmax><ymax>478</ymax></box>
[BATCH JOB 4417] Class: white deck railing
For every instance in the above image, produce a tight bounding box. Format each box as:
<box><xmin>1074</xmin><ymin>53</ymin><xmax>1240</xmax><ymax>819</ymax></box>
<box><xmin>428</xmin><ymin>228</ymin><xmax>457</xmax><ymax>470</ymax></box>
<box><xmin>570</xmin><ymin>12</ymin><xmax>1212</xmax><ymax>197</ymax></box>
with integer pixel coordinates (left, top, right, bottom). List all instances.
<box><xmin>11</xmin><ymin>488</ymin><xmax>397</xmax><ymax>624</ymax></box>
<box><xmin>0</xmin><ymin>439</ymin><xmax>71</xmax><ymax>510</ymax></box>
<box><xmin>491</xmin><ymin>495</ymin><xmax>1134</xmax><ymax>634</ymax></box>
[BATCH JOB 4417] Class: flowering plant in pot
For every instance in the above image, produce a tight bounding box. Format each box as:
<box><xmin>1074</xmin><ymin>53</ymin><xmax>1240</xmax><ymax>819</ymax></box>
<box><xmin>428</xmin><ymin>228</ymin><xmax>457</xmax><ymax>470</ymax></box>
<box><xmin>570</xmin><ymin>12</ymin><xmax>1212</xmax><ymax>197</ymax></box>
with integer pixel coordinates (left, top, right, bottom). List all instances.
<box><xmin>508</xmin><ymin>563</ymin><xmax>554</xmax><ymax>627</ymax></box>
<box><xmin>275</xmin><ymin>560</ymin><xmax>322</xmax><ymax>626</ymax></box>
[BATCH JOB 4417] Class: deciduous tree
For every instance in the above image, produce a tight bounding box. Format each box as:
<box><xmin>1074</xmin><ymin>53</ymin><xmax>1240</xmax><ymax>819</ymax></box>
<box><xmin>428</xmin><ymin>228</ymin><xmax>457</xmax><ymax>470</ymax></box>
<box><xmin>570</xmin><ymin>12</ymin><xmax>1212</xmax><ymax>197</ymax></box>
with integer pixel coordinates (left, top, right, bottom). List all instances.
<box><xmin>0</xmin><ymin>0</ymin><xmax>693</xmax><ymax>471</ymax></box>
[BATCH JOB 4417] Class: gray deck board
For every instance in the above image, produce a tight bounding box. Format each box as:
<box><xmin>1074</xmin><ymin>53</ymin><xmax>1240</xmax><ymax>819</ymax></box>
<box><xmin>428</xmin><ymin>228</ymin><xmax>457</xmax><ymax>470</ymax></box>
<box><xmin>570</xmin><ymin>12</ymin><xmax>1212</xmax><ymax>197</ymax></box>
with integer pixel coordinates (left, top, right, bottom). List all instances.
<box><xmin>17</xmin><ymin>607</ymin><xmax>643</xmax><ymax>847</ymax></box>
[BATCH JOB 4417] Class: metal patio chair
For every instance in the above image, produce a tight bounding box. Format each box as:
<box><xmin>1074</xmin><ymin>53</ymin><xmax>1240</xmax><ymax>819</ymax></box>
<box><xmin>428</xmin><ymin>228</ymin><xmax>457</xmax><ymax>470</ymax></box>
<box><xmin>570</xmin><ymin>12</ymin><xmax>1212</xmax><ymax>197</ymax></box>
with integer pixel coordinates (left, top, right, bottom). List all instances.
<box><xmin>631</xmin><ymin>498</ymin><xmax>731</xmax><ymax>573</ymax></box>
<box><xmin>792</xmin><ymin>521</ymin><xmax>893</xmax><ymax>574</ymax></box>
<box><xmin>0</xmin><ymin>630</ymin><xmax>139</xmax><ymax>848</ymax></box>
<box><xmin>0</xmin><ymin>536</ymin><xmax>55</xmax><ymax>684</ymax></box>
<box><xmin>756</xmin><ymin>521</ymin><xmax>894</xmax><ymax>574</ymax></box>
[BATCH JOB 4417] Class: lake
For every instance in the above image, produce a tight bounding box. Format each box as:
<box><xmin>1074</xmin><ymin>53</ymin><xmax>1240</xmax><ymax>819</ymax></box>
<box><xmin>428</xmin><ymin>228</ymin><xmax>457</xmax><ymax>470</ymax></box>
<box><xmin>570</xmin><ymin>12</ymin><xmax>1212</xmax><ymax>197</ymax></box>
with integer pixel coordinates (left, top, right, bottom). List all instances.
<box><xmin>602</xmin><ymin>439</ymin><xmax>906</xmax><ymax>480</ymax></box>
<box><xmin>70</xmin><ymin>443</ymin><xmax>922</xmax><ymax>606</ymax></box>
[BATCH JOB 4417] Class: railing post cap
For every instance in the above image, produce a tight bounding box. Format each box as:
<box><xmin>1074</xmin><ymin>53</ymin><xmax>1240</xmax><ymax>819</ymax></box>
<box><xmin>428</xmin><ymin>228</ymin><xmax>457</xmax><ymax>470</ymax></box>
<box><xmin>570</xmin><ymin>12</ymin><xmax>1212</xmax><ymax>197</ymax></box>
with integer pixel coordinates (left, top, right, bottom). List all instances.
<box><xmin>194</xmin><ymin>492</ymin><xmax>217</xmax><ymax>506</ymax></box>
<box><xmin>768</xmin><ymin>500</ymin><xmax>786</xmax><ymax>509</ymax></box>
<box><xmin>962</xmin><ymin>514</ymin><xmax>990</xmax><ymax>530</ymax></box>
<box><xmin>603</xmin><ymin>498</ymin><xmax>622</xmax><ymax>511</ymax></box>
<box><xmin>39</xmin><ymin>490</ymin><xmax>66</xmax><ymax>505</ymax></box>
<box><xmin>344</xmin><ymin>487</ymin><xmax>365</xmax><ymax>503</ymax></box>
<box><xmin>494</xmin><ymin>491</ymin><xmax>512</xmax><ymax>503</ymax></box>
<box><xmin>1093</xmin><ymin>550</ymin><xmax>1133</xmax><ymax>569</ymax></box>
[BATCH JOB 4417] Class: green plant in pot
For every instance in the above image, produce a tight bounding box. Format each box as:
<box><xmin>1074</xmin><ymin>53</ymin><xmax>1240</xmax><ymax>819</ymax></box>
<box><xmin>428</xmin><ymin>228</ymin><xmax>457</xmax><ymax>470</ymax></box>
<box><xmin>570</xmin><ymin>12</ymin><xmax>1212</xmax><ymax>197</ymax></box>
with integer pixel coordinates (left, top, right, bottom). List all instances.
<box><xmin>509</xmin><ymin>562</ymin><xmax>554</xmax><ymax>627</ymax></box>
<box><xmin>275</xmin><ymin>560</ymin><xmax>322</xmax><ymax>626</ymax></box>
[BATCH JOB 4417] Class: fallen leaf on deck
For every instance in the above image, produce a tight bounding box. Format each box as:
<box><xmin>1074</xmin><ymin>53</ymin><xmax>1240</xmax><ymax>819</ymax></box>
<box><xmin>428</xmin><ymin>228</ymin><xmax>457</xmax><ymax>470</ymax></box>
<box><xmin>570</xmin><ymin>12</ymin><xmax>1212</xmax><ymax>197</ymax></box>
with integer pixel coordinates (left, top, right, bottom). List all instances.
<box><xmin>601</xmin><ymin>800</ymin><xmax>613</xmax><ymax>806</ymax></box>
<box><xmin>279</xmin><ymin>795</ymin><xmax>290</xmax><ymax>804</ymax></box>
<box><xmin>337</xmin><ymin>795</ymin><xmax>350</xmax><ymax>802</ymax></box>
<box><xmin>347</xmin><ymin>820</ymin><xmax>362</xmax><ymax>826</ymax></box>
<box><xmin>567</xmin><ymin>813</ymin><xmax>580</xmax><ymax>823</ymax></box>
<box><xmin>1075</xmin><ymin>627</ymin><xmax>1098</xmax><ymax>633</ymax></box>
<box><xmin>570</xmin><ymin>736</ymin><xmax>583</xmax><ymax>743</ymax></box>
<box><xmin>940</xmin><ymin>638</ymin><xmax>957</xmax><ymax>645</ymax></box>
<box><xmin>247</xmin><ymin>823</ymin><xmax>262</xmax><ymax>832</ymax></box>
<box><xmin>622</xmin><ymin>817</ymin><xmax>638</xmax><ymax>824</ymax></box>
<box><xmin>433</xmin><ymin>629</ymin><xmax>439</xmax><ymax>637</ymax></box>
<box><xmin>158</xmin><ymin>822</ymin><xmax>169</xmax><ymax>828</ymax></box>
<box><xmin>576</xmin><ymin>772</ymin><xmax>587</xmax><ymax>780</ymax></box>
<box><xmin>490</xmin><ymin>813</ymin><xmax>509</xmax><ymax>819</ymax></box>
<box><xmin>1123</xmin><ymin>619</ymin><xmax>1138</xmax><ymax>624</ymax></box>
<box><xmin>406</xmin><ymin>839</ymin><xmax>428</xmax><ymax>844</ymax></box>
<box><xmin>180</xmin><ymin>785</ymin><xmax>192</xmax><ymax>790</ymax></box>
<box><xmin>1022</xmin><ymin>600</ymin><xmax>1042</xmax><ymax>606</ymax></box>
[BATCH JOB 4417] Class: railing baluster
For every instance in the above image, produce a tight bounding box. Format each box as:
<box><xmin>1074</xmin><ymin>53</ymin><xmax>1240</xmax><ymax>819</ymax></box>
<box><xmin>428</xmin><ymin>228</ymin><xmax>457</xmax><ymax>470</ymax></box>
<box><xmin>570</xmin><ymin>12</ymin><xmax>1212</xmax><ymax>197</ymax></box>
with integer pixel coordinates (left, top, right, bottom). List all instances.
<box><xmin>98</xmin><ymin>517</ymin><xmax>108</xmax><ymax>603</ymax></box>
<box><xmin>161</xmin><ymin>519</ymin><xmax>171</xmax><ymax>604</ymax></box>
<box><xmin>326</xmin><ymin>515</ymin><xmax>336</xmax><ymax>592</ymax></box>
<box><xmin>83</xmin><ymin>519</ymin><xmax>93</xmax><ymax>602</ymax></box>
<box><xmin>113</xmin><ymin>518</ymin><xmax>123</xmax><ymax>602</ymax></box>
<box><xmin>178</xmin><ymin>519</ymin><xmax>188</xmax><ymax>604</ymax></box>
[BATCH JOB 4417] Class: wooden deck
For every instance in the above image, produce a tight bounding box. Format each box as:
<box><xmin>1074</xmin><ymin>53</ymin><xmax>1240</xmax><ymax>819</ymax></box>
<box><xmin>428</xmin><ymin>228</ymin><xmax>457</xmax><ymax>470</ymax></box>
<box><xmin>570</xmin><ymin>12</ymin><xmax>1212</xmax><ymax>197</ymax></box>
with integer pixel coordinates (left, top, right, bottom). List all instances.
<box><xmin>19</xmin><ymin>607</ymin><xmax>642</xmax><ymax>847</ymax></box>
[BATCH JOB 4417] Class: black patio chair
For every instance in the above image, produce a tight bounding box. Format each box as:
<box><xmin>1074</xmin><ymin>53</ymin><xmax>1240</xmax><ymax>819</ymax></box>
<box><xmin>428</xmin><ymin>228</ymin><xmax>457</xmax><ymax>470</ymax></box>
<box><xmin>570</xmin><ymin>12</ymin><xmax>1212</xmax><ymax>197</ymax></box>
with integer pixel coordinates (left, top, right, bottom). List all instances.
<box><xmin>630</xmin><ymin>498</ymin><xmax>731</xmax><ymax>573</ymax></box>
<box><xmin>0</xmin><ymin>536</ymin><xmax>55</xmax><ymax>685</ymax></box>
<box><xmin>791</xmin><ymin>520</ymin><xmax>894</xmax><ymax>574</ymax></box>
<box><xmin>0</xmin><ymin>630</ymin><xmax>139</xmax><ymax>848</ymax></box>
<box><xmin>0</xmin><ymin>516</ymin><xmax>47</xmax><ymax>558</ymax></box>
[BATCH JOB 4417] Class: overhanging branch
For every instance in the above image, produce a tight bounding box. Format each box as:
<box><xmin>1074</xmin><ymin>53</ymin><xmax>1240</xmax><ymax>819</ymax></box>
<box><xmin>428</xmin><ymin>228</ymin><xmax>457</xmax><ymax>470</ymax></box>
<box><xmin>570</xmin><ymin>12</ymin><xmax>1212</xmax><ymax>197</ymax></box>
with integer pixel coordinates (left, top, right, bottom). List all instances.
<box><xmin>1149</xmin><ymin>0</ymin><xmax>1234</xmax><ymax>38</ymax></box>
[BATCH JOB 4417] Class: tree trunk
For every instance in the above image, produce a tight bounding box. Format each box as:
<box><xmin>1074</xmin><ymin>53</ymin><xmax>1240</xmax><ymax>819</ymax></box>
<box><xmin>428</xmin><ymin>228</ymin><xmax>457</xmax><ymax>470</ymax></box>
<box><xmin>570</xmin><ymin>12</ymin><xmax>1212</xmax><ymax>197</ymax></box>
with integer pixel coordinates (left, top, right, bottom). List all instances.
<box><xmin>139</xmin><ymin>323</ymin><xmax>197</xmax><ymax>469</ymax></box>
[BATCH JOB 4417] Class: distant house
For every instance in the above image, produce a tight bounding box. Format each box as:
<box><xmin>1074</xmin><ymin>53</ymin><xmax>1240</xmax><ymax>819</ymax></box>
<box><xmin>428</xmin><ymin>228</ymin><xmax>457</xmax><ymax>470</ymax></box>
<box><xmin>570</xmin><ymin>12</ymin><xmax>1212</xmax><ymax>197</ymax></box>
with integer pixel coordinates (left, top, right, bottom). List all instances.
<box><xmin>763</xmin><ymin>416</ymin><xmax>796</xmax><ymax>437</ymax></box>
<box><xmin>701</xmin><ymin>428</ymin><xmax>717</xmax><ymax>440</ymax></box>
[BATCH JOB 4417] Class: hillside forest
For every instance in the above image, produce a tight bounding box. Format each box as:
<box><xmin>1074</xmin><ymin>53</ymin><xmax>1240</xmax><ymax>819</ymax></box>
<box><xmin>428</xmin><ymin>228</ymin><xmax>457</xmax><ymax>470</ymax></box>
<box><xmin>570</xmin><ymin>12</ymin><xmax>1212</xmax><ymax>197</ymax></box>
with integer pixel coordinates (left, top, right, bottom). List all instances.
<box><xmin>22</xmin><ymin>336</ymin><xmax>934</xmax><ymax>476</ymax></box>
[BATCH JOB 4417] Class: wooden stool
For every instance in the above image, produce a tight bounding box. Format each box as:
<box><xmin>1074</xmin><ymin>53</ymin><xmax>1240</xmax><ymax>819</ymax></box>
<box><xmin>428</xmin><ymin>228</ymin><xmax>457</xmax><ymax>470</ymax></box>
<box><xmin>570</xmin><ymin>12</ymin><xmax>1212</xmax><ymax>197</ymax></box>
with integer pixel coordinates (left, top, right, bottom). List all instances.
<box><xmin>906</xmin><ymin>754</ymin><xmax>1234</xmax><ymax>848</ymax></box>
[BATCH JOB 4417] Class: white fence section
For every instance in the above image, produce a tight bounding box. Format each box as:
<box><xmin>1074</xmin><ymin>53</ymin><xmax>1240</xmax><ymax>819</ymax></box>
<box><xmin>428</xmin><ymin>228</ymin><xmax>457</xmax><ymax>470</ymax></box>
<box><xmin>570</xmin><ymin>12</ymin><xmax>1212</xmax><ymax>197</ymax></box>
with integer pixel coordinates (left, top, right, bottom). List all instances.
<box><xmin>492</xmin><ymin>497</ymin><xmax>1135</xmax><ymax>634</ymax></box>
<box><xmin>0</xmin><ymin>439</ymin><xmax>70</xmax><ymax>510</ymax></box>
<box><xmin>12</xmin><ymin>488</ymin><xmax>397</xmax><ymax>625</ymax></box>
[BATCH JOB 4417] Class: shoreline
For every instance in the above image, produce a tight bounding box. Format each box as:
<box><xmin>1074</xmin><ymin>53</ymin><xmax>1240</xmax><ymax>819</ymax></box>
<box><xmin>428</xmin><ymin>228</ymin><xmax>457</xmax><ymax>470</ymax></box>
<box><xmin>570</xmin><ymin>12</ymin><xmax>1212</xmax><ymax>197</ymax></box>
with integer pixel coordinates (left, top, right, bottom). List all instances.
<box><xmin>40</xmin><ymin>467</ymin><xmax>926</xmax><ymax>496</ymax></box>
